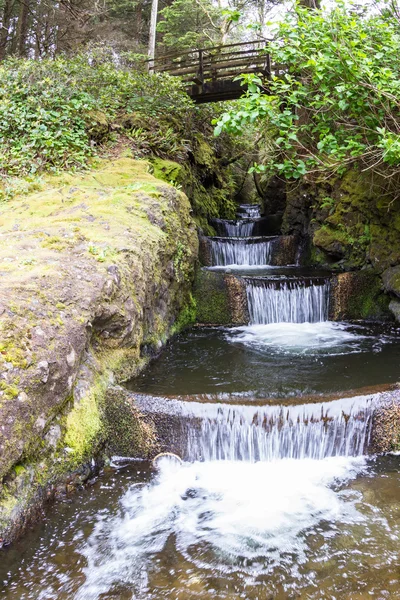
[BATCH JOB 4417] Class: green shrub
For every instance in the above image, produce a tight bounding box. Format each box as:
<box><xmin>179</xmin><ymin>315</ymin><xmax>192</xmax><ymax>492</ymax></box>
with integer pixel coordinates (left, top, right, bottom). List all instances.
<box><xmin>0</xmin><ymin>52</ymin><xmax>193</xmax><ymax>176</ymax></box>
<box><xmin>215</xmin><ymin>1</ymin><xmax>400</xmax><ymax>183</ymax></box>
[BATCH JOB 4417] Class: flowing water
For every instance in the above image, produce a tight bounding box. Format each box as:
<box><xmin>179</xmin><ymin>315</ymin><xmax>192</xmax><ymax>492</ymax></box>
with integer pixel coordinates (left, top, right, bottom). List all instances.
<box><xmin>1</xmin><ymin>201</ymin><xmax>400</xmax><ymax>599</ymax></box>
<box><xmin>209</xmin><ymin>237</ymin><xmax>276</xmax><ymax>266</ymax></box>
<box><xmin>245</xmin><ymin>277</ymin><xmax>330</xmax><ymax>324</ymax></box>
<box><xmin>133</xmin><ymin>394</ymin><xmax>376</xmax><ymax>461</ymax></box>
<box><xmin>212</xmin><ymin>218</ymin><xmax>256</xmax><ymax>237</ymax></box>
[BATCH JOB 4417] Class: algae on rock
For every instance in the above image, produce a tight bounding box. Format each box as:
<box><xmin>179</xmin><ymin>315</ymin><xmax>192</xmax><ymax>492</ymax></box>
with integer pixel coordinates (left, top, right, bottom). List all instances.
<box><xmin>283</xmin><ymin>170</ymin><xmax>400</xmax><ymax>272</ymax></box>
<box><xmin>0</xmin><ymin>157</ymin><xmax>198</xmax><ymax>542</ymax></box>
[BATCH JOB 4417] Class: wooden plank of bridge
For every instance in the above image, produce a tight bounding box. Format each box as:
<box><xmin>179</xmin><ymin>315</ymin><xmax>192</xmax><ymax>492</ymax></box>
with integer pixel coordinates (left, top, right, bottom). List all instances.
<box><xmin>152</xmin><ymin>40</ymin><xmax>272</xmax><ymax>103</ymax></box>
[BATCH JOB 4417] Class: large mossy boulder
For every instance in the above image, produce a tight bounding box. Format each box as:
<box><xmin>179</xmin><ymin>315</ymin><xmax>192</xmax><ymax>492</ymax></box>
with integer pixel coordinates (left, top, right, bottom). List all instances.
<box><xmin>0</xmin><ymin>158</ymin><xmax>198</xmax><ymax>542</ymax></box>
<box><xmin>382</xmin><ymin>265</ymin><xmax>400</xmax><ymax>322</ymax></box>
<box><xmin>382</xmin><ymin>265</ymin><xmax>400</xmax><ymax>298</ymax></box>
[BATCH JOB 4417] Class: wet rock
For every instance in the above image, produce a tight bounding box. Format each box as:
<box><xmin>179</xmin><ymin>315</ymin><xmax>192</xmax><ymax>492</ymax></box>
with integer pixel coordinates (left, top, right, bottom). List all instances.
<box><xmin>104</xmin><ymin>386</ymin><xmax>158</xmax><ymax>458</ymax></box>
<box><xmin>382</xmin><ymin>265</ymin><xmax>400</xmax><ymax>298</ymax></box>
<box><xmin>181</xmin><ymin>488</ymin><xmax>200</xmax><ymax>500</ymax></box>
<box><xmin>389</xmin><ymin>299</ymin><xmax>400</xmax><ymax>322</ymax></box>
<box><xmin>371</xmin><ymin>390</ymin><xmax>400</xmax><ymax>453</ymax></box>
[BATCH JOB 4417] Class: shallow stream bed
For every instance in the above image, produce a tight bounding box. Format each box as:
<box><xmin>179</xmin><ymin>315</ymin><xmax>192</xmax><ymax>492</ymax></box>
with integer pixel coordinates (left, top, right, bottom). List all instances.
<box><xmin>1</xmin><ymin>454</ymin><xmax>399</xmax><ymax>599</ymax></box>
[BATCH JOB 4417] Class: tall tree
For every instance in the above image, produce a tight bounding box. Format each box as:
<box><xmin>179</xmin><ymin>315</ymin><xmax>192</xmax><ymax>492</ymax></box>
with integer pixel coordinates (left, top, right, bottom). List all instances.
<box><xmin>16</xmin><ymin>0</ymin><xmax>30</xmax><ymax>56</ymax></box>
<box><xmin>0</xmin><ymin>0</ymin><xmax>14</xmax><ymax>59</ymax></box>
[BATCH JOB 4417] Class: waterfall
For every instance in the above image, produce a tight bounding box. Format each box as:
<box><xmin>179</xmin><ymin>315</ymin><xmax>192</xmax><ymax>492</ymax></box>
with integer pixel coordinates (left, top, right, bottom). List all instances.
<box><xmin>209</xmin><ymin>237</ymin><xmax>275</xmax><ymax>266</ymax></box>
<box><xmin>246</xmin><ymin>278</ymin><xmax>330</xmax><ymax>324</ymax></box>
<box><xmin>135</xmin><ymin>394</ymin><xmax>376</xmax><ymax>462</ymax></box>
<box><xmin>224</xmin><ymin>221</ymin><xmax>255</xmax><ymax>237</ymax></box>
<box><xmin>237</xmin><ymin>204</ymin><xmax>261</xmax><ymax>219</ymax></box>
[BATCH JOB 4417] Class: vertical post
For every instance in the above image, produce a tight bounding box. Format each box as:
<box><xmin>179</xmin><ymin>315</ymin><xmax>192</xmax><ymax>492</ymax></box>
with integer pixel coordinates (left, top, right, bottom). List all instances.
<box><xmin>148</xmin><ymin>0</ymin><xmax>159</xmax><ymax>73</ymax></box>
<box><xmin>194</xmin><ymin>49</ymin><xmax>204</xmax><ymax>85</ymax></box>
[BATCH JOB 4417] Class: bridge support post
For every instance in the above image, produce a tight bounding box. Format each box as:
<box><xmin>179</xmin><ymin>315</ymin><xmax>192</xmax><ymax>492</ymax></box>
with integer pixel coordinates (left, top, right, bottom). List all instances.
<box><xmin>193</xmin><ymin>49</ymin><xmax>204</xmax><ymax>86</ymax></box>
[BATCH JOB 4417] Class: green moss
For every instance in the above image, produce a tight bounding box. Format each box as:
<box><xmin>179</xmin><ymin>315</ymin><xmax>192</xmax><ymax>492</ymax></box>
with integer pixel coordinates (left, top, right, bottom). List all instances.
<box><xmin>14</xmin><ymin>464</ymin><xmax>26</xmax><ymax>476</ymax></box>
<box><xmin>40</xmin><ymin>236</ymin><xmax>69</xmax><ymax>252</ymax></box>
<box><xmin>298</xmin><ymin>169</ymin><xmax>400</xmax><ymax>270</ymax></box>
<box><xmin>0</xmin><ymin>340</ymin><xmax>28</xmax><ymax>369</ymax></box>
<box><xmin>331</xmin><ymin>271</ymin><xmax>391</xmax><ymax>321</ymax></box>
<box><xmin>193</xmin><ymin>269</ymin><xmax>232</xmax><ymax>324</ymax></box>
<box><xmin>104</xmin><ymin>387</ymin><xmax>157</xmax><ymax>457</ymax></box>
<box><xmin>64</xmin><ymin>384</ymin><xmax>104</xmax><ymax>463</ymax></box>
<box><xmin>193</xmin><ymin>134</ymin><xmax>215</xmax><ymax>167</ymax></box>
<box><xmin>173</xmin><ymin>241</ymin><xmax>193</xmax><ymax>283</ymax></box>
<box><xmin>0</xmin><ymin>381</ymin><xmax>19</xmax><ymax>399</ymax></box>
<box><xmin>172</xmin><ymin>293</ymin><xmax>197</xmax><ymax>334</ymax></box>
<box><xmin>150</xmin><ymin>158</ymin><xmax>184</xmax><ymax>186</ymax></box>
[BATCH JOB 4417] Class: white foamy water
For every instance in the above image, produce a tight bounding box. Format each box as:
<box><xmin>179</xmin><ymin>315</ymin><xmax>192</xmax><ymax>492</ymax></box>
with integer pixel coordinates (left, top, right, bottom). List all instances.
<box><xmin>209</xmin><ymin>238</ymin><xmax>275</xmax><ymax>266</ymax></box>
<box><xmin>237</xmin><ymin>204</ymin><xmax>261</xmax><ymax>218</ymax></box>
<box><xmin>134</xmin><ymin>394</ymin><xmax>376</xmax><ymax>462</ymax></box>
<box><xmin>229</xmin><ymin>321</ymin><xmax>367</xmax><ymax>354</ymax></box>
<box><xmin>246</xmin><ymin>279</ymin><xmax>330</xmax><ymax>324</ymax></box>
<box><xmin>75</xmin><ymin>456</ymin><xmax>366</xmax><ymax>599</ymax></box>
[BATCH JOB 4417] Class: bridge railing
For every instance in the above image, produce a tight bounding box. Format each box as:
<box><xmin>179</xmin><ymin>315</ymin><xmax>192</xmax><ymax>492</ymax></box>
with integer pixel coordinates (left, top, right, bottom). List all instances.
<box><xmin>152</xmin><ymin>40</ymin><xmax>271</xmax><ymax>85</ymax></box>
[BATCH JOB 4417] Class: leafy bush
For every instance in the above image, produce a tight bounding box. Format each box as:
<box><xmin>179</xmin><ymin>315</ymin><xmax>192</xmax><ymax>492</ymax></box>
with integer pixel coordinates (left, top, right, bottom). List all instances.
<box><xmin>215</xmin><ymin>1</ymin><xmax>400</xmax><ymax>181</ymax></box>
<box><xmin>0</xmin><ymin>50</ymin><xmax>193</xmax><ymax>176</ymax></box>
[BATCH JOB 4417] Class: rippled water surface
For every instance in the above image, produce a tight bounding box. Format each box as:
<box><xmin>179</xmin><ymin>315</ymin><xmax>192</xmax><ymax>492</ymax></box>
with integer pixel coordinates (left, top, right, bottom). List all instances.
<box><xmin>129</xmin><ymin>323</ymin><xmax>400</xmax><ymax>398</ymax></box>
<box><xmin>1</xmin><ymin>455</ymin><xmax>399</xmax><ymax>599</ymax></box>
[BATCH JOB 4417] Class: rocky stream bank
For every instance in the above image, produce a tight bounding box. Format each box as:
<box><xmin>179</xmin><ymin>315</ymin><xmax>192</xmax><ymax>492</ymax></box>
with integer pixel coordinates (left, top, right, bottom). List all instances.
<box><xmin>0</xmin><ymin>158</ymin><xmax>198</xmax><ymax>543</ymax></box>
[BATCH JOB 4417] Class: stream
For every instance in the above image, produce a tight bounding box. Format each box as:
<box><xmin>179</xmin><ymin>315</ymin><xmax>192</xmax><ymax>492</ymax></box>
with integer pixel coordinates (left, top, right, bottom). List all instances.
<box><xmin>1</xmin><ymin>204</ymin><xmax>400</xmax><ymax>599</ymax></box>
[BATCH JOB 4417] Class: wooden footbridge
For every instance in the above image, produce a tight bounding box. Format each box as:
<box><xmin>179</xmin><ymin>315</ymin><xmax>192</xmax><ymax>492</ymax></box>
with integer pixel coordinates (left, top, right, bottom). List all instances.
<box><xmin>151</xmin><ymin>40</ymin><xmax>271</xmax><ymax>103</ymax></box>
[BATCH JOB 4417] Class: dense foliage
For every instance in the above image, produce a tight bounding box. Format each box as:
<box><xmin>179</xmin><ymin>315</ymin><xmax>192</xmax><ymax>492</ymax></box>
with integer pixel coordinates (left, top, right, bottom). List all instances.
<box><xmin>215</xmin><ymin>1</ymin><xmax>400</xmax><ymax>181</ymax></box>
<box><xmin>0</xmin><ymin>52</ymin><xmax>193</xmax><ymax>176</ymax></box>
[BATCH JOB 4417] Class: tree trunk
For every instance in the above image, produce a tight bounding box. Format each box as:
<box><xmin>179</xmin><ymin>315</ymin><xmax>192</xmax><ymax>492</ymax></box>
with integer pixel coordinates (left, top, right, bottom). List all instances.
<box><xmin>16</xmin><ymin>0</ymin><xmax>30</xmax><ymax>56</ymax></box>
<box><xmin>299</xmin><ymin>0</ymin><xmax>321</xmax><ymax>8</ymax></box>
<box><xmin>148</xmin><ymin>0</ymin><xmax>158</xmax><ymax>71</ymax></box>
<box><xmin>0</xmin><ymin>0</ymin><xmax>13</xmax><ymax>59</ymax></box>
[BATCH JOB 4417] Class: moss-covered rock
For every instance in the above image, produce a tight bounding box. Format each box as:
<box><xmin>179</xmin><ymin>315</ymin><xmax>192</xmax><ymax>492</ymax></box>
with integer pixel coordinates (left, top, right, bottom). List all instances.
<box><xmin>0</xmin><ymin>157</ymin><xmax>198</xmax><ymax>542</ymax></box>
<box><xmin>284</xmin><ymin>170</ymin><xmax>400</xmax><ymax>272</ymax></box>
<box><xmin>193</xmin><ymin>270</ymin><xmax>231</xmax><ymax>324</ymax></box>
<box><xmin>150</xmin><ymin>158</ymin><xmax>185</xmax><ymax>186</ymax></box>
<box><xmin>389</xmin><ymin>299</ymin><xmax>400</xmax><ymax>323</ymax></box>
<box><xmin>104</xmin><ymin>386</ymin><xmax>158</xmax><ymax>457</ymax></box>
<box><xmin>193</xmin><ymin>269</ymin><xmax>248</xmax><ymax>325</ymax></box>
<box><xmin>330</xmin><ymin>270</ymin><xmax>391</xmax><ymax>321</ymax></box>
<box><xmin>382</xmin><ymin>265</ymin><xmax>400</xmax><ymax>298</ymax></box>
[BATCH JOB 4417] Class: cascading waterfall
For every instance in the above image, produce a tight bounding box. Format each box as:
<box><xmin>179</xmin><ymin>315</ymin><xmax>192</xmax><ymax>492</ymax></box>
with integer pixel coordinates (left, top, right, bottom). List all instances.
<box><xmin>3</xmin><ymin>191</ymin><xmax>399</xmax><ymax>600</ymax></box>
<box><xmin>210</xmin><ymin>237</ymin><xmax>275</xmax><ymax>266</ymax></box>
<box><xmin>135</xmin><ymin>394</ymin><xmax>376</xmax><ymax>462</ymax></box>
<box><xmin>237</xmin><ymin>204</ymin><xmax>261</xmax><ymax>219</ymax></box>
<box><xmin>224</xmin><ymin>220</ymin><xmax>255</xmax><ymax>237</ymax></box>
<box><xmin>245</xmin><ymin>277</ymin><xmax>330</xmax><ymax>324</ymax></box>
